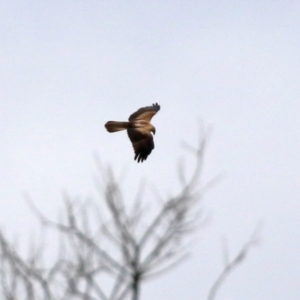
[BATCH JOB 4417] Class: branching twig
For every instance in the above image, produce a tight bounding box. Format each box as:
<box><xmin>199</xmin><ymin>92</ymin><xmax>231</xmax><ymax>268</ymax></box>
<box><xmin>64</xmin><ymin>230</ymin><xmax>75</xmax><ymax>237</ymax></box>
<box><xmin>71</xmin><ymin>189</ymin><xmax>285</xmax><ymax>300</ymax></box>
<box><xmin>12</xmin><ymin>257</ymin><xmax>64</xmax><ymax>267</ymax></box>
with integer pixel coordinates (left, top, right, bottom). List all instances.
<box><xmin>208</xmin><ymin>223</ymin><xmax>262</xmax><ymax>300</ymax></box>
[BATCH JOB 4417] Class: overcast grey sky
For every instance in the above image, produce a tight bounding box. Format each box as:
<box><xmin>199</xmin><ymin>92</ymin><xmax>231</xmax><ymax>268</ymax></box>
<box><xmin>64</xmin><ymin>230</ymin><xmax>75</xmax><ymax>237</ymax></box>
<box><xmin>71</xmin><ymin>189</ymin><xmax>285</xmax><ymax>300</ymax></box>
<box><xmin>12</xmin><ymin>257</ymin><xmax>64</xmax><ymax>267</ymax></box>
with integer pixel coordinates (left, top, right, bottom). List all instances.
<box><xmin>1</xmin><ymin>1</ymin><xmax>300</xmax><ymax>299</ymax></box>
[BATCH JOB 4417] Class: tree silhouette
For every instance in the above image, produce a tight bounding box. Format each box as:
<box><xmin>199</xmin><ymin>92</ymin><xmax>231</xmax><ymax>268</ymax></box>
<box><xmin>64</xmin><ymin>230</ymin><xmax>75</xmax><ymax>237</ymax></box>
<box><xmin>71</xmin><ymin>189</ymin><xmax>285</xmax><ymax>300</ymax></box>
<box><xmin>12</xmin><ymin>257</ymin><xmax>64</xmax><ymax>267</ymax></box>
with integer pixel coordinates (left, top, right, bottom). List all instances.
<box><xmin>0</xmin><ymin>130</ymin><xmax>259</xmax><ymax>299</ymax></box>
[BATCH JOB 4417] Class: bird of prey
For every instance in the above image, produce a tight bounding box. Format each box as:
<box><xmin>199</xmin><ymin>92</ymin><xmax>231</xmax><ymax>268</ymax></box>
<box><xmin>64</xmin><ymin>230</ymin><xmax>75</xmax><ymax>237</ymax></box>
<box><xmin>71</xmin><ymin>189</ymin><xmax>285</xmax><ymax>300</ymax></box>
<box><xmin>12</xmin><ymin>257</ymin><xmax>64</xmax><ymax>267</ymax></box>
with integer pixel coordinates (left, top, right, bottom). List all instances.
<box><xmin>105</xmin><ymin>103</ymin><xmax>160</xmax><ymax>163</ymax></box>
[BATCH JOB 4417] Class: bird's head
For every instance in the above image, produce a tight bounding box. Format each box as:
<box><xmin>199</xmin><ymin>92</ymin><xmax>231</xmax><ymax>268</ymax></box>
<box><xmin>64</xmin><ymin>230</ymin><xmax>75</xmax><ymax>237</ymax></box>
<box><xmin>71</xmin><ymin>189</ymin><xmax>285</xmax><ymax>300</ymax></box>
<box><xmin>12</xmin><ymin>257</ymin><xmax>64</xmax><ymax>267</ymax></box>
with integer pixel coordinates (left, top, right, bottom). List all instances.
<box><xmin>151</xmin><ymin>126</ymin><xmax>156</xmax><ymax>135</ymax></box>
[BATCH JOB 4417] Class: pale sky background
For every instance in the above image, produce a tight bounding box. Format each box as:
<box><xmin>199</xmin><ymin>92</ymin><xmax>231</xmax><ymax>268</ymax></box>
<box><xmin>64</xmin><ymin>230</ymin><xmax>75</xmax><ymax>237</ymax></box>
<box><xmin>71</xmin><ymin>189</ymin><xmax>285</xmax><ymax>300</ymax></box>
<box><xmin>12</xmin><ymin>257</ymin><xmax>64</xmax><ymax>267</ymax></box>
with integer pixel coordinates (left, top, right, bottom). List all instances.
<box><xmin>1</xmin><ymin>1</ymin><xmax>300</xmax><ymax>299</ymax></box>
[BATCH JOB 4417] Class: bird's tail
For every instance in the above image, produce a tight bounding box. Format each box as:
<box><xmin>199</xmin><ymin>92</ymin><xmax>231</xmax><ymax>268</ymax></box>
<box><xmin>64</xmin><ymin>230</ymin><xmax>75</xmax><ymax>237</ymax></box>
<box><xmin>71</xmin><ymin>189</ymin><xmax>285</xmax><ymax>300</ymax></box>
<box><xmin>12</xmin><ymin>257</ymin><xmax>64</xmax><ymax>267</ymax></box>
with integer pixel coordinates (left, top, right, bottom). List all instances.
<box><xmin>105</xmin><ymin>121</ymin><xmax>129</xmax><ymax>133</ymax></box>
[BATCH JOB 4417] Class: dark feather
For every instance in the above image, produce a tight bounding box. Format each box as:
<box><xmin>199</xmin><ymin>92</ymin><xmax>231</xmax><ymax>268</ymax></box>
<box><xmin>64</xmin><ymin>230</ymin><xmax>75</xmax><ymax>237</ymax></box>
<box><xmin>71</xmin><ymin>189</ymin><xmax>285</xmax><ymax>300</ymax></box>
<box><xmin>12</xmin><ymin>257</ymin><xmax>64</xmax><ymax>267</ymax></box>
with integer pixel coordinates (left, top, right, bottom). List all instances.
<box><xmin>133</xmin><ymin>137</ymin><xmax>154</xmax><ymax>163</ymax></box>
<box><xmin>128</xmin><ymin>103</ymin><xmax>160</xmax><ymax>122</ymax></box>
<box><xmin>127</xmin><ymin>130</ymin><xmax>154</xmax><ymax>163</ymax></box>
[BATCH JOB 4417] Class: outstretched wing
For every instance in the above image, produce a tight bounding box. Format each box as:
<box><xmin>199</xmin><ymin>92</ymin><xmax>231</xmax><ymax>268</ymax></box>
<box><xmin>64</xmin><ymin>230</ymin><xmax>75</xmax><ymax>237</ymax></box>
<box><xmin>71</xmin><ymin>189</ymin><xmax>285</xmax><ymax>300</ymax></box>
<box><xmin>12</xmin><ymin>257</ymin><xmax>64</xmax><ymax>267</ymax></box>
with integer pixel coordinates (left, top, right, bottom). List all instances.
<box><xmin>127</xmin><ymin>129</ymin><xmax>154</xmax><ymax>163</ymax></box>
<box><xmin>129</xmin><ymin>103</ymin><xmax>160</xmax><ymax>122</ymax></box>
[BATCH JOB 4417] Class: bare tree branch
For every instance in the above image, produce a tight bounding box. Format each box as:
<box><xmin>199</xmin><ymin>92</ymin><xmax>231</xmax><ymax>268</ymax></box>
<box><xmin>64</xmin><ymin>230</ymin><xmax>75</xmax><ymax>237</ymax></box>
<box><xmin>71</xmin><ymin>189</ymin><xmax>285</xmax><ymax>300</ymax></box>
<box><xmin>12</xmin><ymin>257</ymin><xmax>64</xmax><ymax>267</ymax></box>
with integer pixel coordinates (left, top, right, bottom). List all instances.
<box><xmin>208</xmin><ymin>223</ymin><xmax>262</xmax><ymax>300</ymax></box>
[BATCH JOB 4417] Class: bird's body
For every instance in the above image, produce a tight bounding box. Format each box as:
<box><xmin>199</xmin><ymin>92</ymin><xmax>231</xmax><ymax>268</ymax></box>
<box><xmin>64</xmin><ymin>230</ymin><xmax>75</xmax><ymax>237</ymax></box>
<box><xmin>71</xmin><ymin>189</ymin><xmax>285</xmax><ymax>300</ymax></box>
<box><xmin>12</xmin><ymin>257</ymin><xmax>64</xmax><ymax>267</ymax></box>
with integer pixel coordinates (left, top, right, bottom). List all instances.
<box><xmin>105</xmin><ymin>103</ymin><xmax>160</xmax><ymax>162</ymax></box>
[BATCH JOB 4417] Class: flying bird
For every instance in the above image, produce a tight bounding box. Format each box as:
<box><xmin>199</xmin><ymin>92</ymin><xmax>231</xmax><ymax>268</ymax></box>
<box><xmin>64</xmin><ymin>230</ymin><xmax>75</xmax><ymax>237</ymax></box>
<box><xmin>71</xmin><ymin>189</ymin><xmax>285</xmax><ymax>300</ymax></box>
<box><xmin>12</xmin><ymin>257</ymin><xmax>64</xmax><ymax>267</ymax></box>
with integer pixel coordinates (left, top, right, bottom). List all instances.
<box><xmin>105</xmin><ymin>103</ymin><xmax>160</xmax><ymax>163</ymax></box>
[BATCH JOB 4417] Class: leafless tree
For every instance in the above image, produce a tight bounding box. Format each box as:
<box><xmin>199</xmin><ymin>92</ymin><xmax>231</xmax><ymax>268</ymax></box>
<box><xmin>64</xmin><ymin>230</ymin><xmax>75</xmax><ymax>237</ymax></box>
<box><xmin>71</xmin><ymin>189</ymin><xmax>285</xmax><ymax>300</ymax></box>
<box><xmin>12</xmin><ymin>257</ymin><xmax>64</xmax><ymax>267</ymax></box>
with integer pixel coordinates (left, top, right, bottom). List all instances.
<box><xmin>0</xmin><ymin>130</ymin><xmax>259</xmax><ymax>300</ymax></box>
